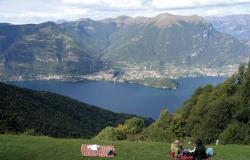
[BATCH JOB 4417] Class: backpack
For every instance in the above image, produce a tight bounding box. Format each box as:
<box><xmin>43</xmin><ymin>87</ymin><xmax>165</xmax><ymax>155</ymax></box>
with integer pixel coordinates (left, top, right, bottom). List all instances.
<box><xmin>206</xmin><ymin>147</ymin><xmax>214</xmax><ymax>157</ymax></box>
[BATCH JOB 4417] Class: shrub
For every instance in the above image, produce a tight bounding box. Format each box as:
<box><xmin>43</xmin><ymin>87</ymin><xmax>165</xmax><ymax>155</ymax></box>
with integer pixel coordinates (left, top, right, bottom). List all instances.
<box><xmin>23</xmin><ymin>129</ymin><xmax>36</xmax><ymax>136</ymax></box>
<box><xmin>142</xmin><ymin>123</ymin><xmax>168</xmax><ymax>142</ymax></box>
<box><xmin>219</xmin><ymin>122</ymin><xmax>250</xmax><ymax>144</ymax></box>
<box><xmin>157</xmin><ymin>109</ymin><xmax>172</xmax><ymax>130</ymax></box>
<box><xmin>124</xmin><ymin>117</ymin><xmax>144</xmax><ymax>134</ymax></box>
<box><xmin>95</xmin><ymin>127</ymin><xmax>119</xmax><ymax>141</ymax></box>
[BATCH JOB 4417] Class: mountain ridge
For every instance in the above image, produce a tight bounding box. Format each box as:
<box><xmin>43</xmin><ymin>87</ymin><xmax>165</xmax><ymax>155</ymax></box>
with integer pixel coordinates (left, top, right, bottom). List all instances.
<box><xmin>0</xmin><ymin>13</ymin><xmax>249</xmax><ymax>82</ymax></box>
<box><xmin>207</xmin><ymin>14</ymin><xmax>250</xmax><ymax>40</ymax></box>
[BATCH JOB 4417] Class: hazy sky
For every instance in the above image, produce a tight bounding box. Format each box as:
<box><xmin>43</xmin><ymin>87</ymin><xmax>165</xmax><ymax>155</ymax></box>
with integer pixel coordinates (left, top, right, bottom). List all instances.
<box><xmin>1</xmin><ymin>0</ymin><xmax>250</xmax><ymax>24</ymax></box>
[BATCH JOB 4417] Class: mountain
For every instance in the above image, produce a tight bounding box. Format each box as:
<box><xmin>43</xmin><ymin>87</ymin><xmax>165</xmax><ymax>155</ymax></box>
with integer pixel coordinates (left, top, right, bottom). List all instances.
<box><xmin>0</xmin><ymin>13</ymin><xmax>250</xmax><ymax>81</ymax></box>
<box><xmin>0</xmin><ymin>82</ymin><xmax>152</xmax><ymax>138</ymax></box>
<box><xmin>0</xmin><ymin>22</ymin><xmax>107</xmax><ymax>80</ymax></box>
<box><xmin>207</xmin><ymin>14</ymin><xmax>250</xmax><ymax>41</ymax></box>
<box><xmin>104</xmin><ymin>13</ymin><xmax>249</xmax><ymax>68</ymax></box>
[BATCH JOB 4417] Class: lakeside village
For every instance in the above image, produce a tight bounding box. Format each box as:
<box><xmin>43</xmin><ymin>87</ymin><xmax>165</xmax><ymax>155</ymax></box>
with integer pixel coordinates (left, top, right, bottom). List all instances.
<box><xmin>82</xmin><ymin>64</ymin><xmax>237</xmax><ymax>82</ymax></box>
<box><xmin>4</xmin><ymin>63</ymin><xmax>238</xmax><ymax>87</ymax></box>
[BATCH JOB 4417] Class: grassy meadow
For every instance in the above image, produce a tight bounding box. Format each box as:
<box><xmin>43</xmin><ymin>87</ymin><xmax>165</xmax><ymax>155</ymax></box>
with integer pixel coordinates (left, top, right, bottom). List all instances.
<box><xmin>0</xmin><ymin>135</ymin><xmax>250</xmax><ymax>160</ymax></box>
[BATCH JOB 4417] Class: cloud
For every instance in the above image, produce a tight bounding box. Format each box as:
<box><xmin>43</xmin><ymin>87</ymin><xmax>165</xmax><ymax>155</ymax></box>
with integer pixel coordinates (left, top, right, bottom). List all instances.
<box><xmin>1</xmin><ymin>0</ymin><xmax>250</xmax><ymax>24</ymax></box>
<box><xmin>151</xmin><ymin>0</ymin><xmax>250</xmax><ymax>9</ymax></box>
<box><xmin>62</xmin><ymin>0</ymin><xmax>143</xmax><ymax>9</ymax></box>
<box><xmin>62</xmin><ymin>8</ymin><xmax>89</xmax><ymax>16</ymax></box>
<box><xmin>63</xmin><ymin>0</ymin><xmax>250</xmax><ymax>10</ymax></box>
<box><xmin>206</xmin><ymin>9</ymin><xmax>219</xmax><ymax>16</ymax></box>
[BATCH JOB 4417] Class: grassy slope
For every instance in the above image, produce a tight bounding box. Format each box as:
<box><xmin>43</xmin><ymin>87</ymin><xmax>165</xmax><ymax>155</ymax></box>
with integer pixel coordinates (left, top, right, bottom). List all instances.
<box><xmin>1</xmin><ymin>135</ymin><xmax>250</xmax><ymax>160</ymax></box>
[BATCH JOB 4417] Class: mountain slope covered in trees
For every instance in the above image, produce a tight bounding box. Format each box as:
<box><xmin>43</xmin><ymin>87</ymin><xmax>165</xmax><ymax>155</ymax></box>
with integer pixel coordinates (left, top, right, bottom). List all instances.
<box><xmin>0</xmin><ymin>82</ymin><xmax>152</xmax><ymax>138</ymax></box>
<box><xmin>0</xmin><ymin>22</ymin><xmax>107</xmax><ymax>80</ymax></box>
<box><xmin>172</xmin><ymin>62</ymin><xmax>250</xmax><ymax>144</ymax></box>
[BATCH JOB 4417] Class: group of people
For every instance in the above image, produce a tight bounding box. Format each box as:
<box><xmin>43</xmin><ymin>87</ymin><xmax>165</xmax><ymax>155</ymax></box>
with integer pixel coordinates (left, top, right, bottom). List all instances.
<box><xmin>170</xmin><ymin>139</ymin><xmax>210</xmax><ymax>160</ymax></box>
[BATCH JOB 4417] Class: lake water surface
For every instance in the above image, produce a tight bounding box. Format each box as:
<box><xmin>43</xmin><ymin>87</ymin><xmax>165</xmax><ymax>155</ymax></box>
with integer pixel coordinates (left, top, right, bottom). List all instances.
<box><xmin>10</xmin><ymin>77</ymin><xmax>226</xmax><ymax>119</ymax></box>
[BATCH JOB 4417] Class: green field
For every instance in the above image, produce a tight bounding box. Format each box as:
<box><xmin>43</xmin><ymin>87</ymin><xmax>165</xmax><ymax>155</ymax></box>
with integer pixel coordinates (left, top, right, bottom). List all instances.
<box><xmin>0</xmin><ymin>135</ymin><xmax>250</xmax><ymax>160</ymax></box>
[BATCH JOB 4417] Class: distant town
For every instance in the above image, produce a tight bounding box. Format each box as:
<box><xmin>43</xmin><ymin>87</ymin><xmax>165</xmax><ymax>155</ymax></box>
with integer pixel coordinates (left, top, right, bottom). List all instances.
<box><xmin>4</xmin><ymin>63</ymin><xmax>239</xmax><ymax>89</ymax></box>
<box><xmin>83</xmin><ymin>63</ymin><xmax>238</xmax><ymax>80</ymax></box>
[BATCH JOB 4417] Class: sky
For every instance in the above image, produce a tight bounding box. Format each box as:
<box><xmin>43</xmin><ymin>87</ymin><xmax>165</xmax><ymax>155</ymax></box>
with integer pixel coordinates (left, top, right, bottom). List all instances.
<box><xmin>0</xmin><ymin>0</ymin><xmax>250</xmax><ymax>24</ymax></box>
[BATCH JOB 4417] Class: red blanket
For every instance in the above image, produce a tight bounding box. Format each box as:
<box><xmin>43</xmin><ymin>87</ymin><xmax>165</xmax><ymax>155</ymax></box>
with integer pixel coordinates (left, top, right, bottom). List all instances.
<box><xmin>178</xmin><ymin>155</ymin><xmax>194</xmax><ymax>160</ymax></box>
<box><xmin>81</xmin><ymin>144</ymin><xmax>115</xmax><ymax>158</ymax></box>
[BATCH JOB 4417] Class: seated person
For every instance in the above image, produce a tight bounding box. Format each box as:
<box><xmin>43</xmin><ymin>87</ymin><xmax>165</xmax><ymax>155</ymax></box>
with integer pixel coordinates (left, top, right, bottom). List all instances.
<box><xmin>191</xmin><ymin>139</ymin><xmax>207</xmax><ymax>160</ymax></box>
<box><xmin>170</xmin><ymin>140</ymin><xmax>181</xmax><ymax>160</ymax></box>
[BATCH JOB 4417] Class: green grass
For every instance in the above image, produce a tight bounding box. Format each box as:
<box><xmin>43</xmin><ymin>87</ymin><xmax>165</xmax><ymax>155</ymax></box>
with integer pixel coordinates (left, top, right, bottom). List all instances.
<box><xmin>0</xmin><ymin>135</ymin><xmax>250</xmax><ymax>160</ymax></box>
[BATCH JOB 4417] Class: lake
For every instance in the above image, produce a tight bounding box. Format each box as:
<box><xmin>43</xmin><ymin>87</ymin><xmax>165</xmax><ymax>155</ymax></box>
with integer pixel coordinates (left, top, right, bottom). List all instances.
<box><xmin>9</xmin><ymin>77</ymin><xmax>226</xmax><ymax>119</ymax></box>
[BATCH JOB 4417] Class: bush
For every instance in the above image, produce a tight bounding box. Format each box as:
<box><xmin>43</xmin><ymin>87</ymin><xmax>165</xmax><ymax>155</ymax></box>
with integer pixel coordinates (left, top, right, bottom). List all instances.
<box><xmin>219</xmin><ymin>122</ymin><xmax>250</xmax><ymax>144</ymax></box>
<box><xmin>124</xmin><ymin>117</ymin><xmax>144</xmax><ymax>134</ymax></box>
<box><xmin>23</xmin><ymin>129</ymin><xmax>36</xmax><ymax>136</ymax></box>
<box><xmin>157</xmin><ymin>109</ymin><xmax>172</xmax><ymax>130</ymax></box>
<box><xmin>142</xmin><ymin>123</ymin><xmax>168</xmax><ymax>142</ymax></box>
<box><xmin>94</xmin><ymin>127</ymin><xmax>119</xmax><ymax>141</ymax></box>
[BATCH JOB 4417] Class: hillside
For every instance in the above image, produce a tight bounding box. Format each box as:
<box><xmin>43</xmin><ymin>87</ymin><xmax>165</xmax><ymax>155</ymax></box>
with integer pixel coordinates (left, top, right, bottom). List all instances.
<box><xmin>171</xmin><ymin>62</ymin><xmax>250</xmax><ymax>144</ymax></box>
<box><xmin>207</xmin><ymin>14</ymin><xmax>250</xmax><ymax>40</ymax></box>
<box><xmin>0</xmin><ymin>22</ymin><xmax>107</xmax><ymax>80</ymax></box>
<box><xmin>150</xmin><ymin>62</ymin><xmax>250</xmax><ymax>144</ymax></box>
<box><xmin>0</xmin><ymin>13</ymin><xmax>249</xmax><ymax>81</ymax></box>
<box><xmin>0</xmin><ymin>82</ymin><xmax>152</xmax><ymax>138</ymax></box>
<box><xmin>95</xmin><ymin>62</ymin><xmax>250</xmax><ymax>144</ymax></box>
<box><xmin>104</xmin><ymin>13</ymin><xmax>249</xmax><ymax>68</ymax></box>
<box><xmin>1</xmin><ymin>135</ymin><xmax>250</xmax><ymax>160</ymax></box>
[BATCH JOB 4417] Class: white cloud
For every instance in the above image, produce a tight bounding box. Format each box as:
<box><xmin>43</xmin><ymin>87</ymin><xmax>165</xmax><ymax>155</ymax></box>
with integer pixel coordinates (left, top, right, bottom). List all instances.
<box><xmin>1</xmin><ymin>0</ymin><xmax>250</xmax><ymax>24</ymax></box>
<box><xmin>152</xmin><ymin>0</ymin><xmax>194</xmax><ymax>8</ymax></box>
<box><xmin>62</xmin><ymin>0</ymin><xmax>143</xmax><ymax>9</ymax></box>
<box><xmin>151</xmin><ymin>0</ymin><xmax>250</xmax><ymax>9</ymax></box>
<box><xmin>62</xmin><ymin>0</ymin><xmax>101</xmax><ymax>5</ymax></box>
<box><xmin>206</xmin><ymin>9</ymin><xmax>219</xmax><ymax>16</ymax></box>
<box><xmin>62</xmin><ymin>8</ymin><xmax>89</xmax><ymax>16</ymax></box>
<box><xmin>103</xmin><ymin>0</ymin><xmax>142</xmax><ymax>8</ymax></box>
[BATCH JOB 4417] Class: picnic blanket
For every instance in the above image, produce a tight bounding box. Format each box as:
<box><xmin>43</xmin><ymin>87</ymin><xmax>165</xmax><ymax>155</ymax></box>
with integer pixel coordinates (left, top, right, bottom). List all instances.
<box><xmin>178</xmin><ymin>155</ymin><xmax>194</xmax><ymax>160</ymax></box>
<box><xmin>81</xmin><ymin>144</ymin><xmax>115</xmax><ymax>158</ymax></box>
<box><xmin>170</xmin><ymin>153</ymin><xmax>192</xmax><ymax>160</ymax></box>
<box><xmin>170</xmin><ymin>152</ymin><xmax>210</xmax><ymax>160</ymax></box>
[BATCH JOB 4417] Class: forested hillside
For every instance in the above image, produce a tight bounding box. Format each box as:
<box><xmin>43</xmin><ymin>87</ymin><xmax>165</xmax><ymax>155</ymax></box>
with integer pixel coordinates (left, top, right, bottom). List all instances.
<box><xmin>173</xmin><ymin>62</ymin><xmax>250</xmax><ymax>144</ymax></box>
<box><xmin>0</xmin><ymin>82</ymin><xmax>152</xmax><ymax>138</ymax></box>
<box><xmin>96</xmin><ymin>62</ymin><xmax>250</xmax><ymax>144</ymax></box>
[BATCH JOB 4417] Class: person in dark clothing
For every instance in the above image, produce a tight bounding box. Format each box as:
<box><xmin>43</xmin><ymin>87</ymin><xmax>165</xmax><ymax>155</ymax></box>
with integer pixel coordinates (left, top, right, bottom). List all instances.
<box><xmin>193</xmin><ymin>139</ymin><xmax>207</xmax><ymax>160</ymax></box>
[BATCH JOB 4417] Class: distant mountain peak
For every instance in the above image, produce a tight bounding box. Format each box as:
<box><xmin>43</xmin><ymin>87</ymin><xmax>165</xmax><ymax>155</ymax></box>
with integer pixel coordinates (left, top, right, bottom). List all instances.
<box><xmin>78</xmin><ymin>18</ymin><xmax>94</xmax><ymax>22</ymax></box>
<box><xmin>207</xmin><ymin>14</ymin><xmax>250</xmax><ymax>40</ymax></box>
<box><xmin>114</xmin><ymin>15</ymin><xmax>133</xmax><ymax>25</ymax></box>
<box><xmin>56</xmin><ymin>19</ymin><xmax>67</xmax><ymax>24</ymax></box>
<box><xmin>115</xmin><ymin>15</ymin><xmax>132</xmax><ymax>20</ymax></box>
<box><xmin>153</xmin><ymin>13</ymin><xmax>206</xmax><ymax>27</ymax></box>
<box><xmin>110</xmin><ymin>13</ymin><xmax>207</xmax><ymax>28</ymax></box>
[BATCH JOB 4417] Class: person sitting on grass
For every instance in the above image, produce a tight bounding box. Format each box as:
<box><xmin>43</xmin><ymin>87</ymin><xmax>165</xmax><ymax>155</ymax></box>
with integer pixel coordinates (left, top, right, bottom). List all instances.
<box><xmin>170</xmin><ymin>140</ymin><xmax>182</xmax><ymax>160</ymax></box>
<box><xmin>191</xmin><ymin>139</ymin><xmax>207</xmax><ymax>160</ymax></box>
